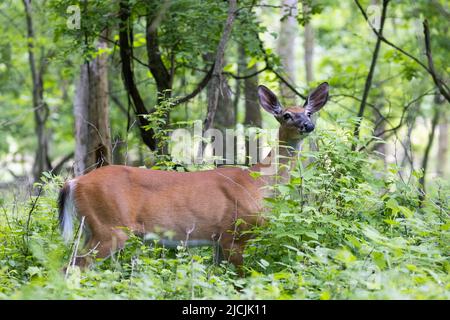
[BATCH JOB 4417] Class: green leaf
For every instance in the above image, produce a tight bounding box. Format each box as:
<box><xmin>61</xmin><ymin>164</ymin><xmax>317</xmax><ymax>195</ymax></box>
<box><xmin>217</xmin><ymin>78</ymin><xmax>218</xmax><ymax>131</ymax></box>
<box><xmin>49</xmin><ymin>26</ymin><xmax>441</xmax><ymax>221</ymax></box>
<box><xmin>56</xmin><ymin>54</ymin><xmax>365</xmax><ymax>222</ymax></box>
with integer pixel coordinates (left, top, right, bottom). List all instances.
<box><xmin>372</xmin><ymin>251</ymin><xmax>387</xmax><ymax>270</ymax></box>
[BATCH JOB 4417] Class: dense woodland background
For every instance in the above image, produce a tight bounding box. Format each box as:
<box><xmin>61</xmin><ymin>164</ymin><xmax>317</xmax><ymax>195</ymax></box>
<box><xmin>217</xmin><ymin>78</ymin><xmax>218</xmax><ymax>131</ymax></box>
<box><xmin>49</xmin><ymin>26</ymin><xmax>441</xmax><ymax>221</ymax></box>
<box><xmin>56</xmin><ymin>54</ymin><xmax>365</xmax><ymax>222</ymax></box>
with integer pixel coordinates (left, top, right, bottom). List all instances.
<box><xmin>0</xmin><ymin>0</ymin><xmax>449</xmax><ymax>299</ymax></box>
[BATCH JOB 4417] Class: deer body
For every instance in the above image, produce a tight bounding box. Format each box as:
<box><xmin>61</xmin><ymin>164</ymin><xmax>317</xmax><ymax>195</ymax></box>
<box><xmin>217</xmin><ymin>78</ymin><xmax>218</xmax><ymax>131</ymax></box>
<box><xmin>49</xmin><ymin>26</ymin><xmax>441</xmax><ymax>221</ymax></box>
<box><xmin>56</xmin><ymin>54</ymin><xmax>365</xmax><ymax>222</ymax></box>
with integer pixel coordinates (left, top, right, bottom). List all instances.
<box><xmin>58</xmin><ymin>83</ymin><xmax>329</xmax><ymax>271</ymax></box>
<box><xmin>60</xmin><ymin>165</ymin><xmax>265</xmax><ymax>267</ymax></box>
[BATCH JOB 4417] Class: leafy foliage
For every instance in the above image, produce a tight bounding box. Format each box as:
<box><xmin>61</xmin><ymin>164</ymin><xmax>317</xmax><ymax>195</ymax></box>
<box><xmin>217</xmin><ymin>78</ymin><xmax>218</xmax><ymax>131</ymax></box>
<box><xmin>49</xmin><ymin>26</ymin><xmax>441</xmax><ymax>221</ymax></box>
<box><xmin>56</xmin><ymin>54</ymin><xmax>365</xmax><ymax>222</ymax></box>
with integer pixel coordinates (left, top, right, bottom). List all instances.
<box><xmin>0</xmin><ymin>0</ymin><xmax>448</xmax><ymax>300</ymax></box>
<box><xmin>1</xmin><ymin>126</ymin><xmax>448</xmax><ymax>299</ymax></box>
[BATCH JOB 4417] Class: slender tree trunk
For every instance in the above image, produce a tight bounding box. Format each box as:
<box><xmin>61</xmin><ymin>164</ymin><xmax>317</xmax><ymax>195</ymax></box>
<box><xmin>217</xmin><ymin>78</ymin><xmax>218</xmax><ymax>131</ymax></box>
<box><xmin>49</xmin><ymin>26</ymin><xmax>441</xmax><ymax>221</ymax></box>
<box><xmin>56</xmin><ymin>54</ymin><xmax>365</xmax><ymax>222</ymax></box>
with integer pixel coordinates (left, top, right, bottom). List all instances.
<box><xmin>400</xmin><ymin>100</ymin><xmax>421</xmax><ymax>172</ymax></box>
<box><xmin>216</xmin><ymin>80</ymin><xmax>235</xmax><ymax>128</ymax></box>
<box><xmin>23</xmin><ymin>0</ymin><xmax>51</xmax><ymax>182</ymax></box>
<box><xmin>112</xmin><ymin>134</ymin><xmax>126</xmax><ymax>165</ymax></box>
<box><xmin>199</xmin><ymin>0</ymin><xmax>236</xmax><ymax>163</ymax></box>
<box><xmin>205</xmin><ymin>52</ymin><xmax>234</xmax><ymax>130</ymax></box>
<box><xmin>436</xmin><ymin>95</ymin><xmax>448</xmax><ymax>177</ymax></box>
<box><xmin>203</xmin><ymin>52</ymin><xmax>235</xmax><ymax>164</ymax></box>
<box><xmin>436</xmin><ymin>115</ymin><xmax>448</xmax><ymax>178</ymax></box>
<box><xmin>352</xmin><ymin>0</ymin><xmax>389</xmax><ymax>150</ymax></box>
<box><xmin>277</xmin><ymin>0</ymin><xmax>298</xmax><ymax>106</ymax></box>
<box><xmin>119</xmin><ymin>0</ymin><xmax>156</xmax><ymax>151</ymax></box>
<box><xmin>302</xmin><ymin>1</ymin><xmax>317</xmax><ymax>154</ymax></box>
<box><xmin>302</xmin><ymin>1</ymin><xmax>314</xmax><ymax>85</ymax></box>
<box><xmin>87</xmin><ymin>34</ymin><xmax>112</xmax><ymax>168</ymax></box>
<box><xmin>243</xmin><ymin>70</ymin><xmax>261</xmax><ymax>127</ymax></box>
<box><xmin>203</xmin><ymin>0</ymin><xmax>237</xmax><ymax>132</ymax></box>
<box><xmin>74</xmin><ymin>64</ymin><xmax>89</xmax><ymax>176</ymax></box>
<box><xmin>74</xmin><ymin>34</ymin><xmax>112</xmax><ymax>176</ymax></box>
<box><xmin>233</xmin><ymin>50</ymin><xmax>242</xmax><ymax>126</ymax></box>
<box><xmin>419</xmin><ymin>104</ymin><xmax>440</xmax><ymax>201</ymax></box>
<box><xmin>304</xmin><ymin>22</ymin><xmax>314</xmax><ymax>84</ymax></box>
<box><xmin>243</xmin><ymin>68</ymin><xmax>262</xmax><ymax>166</ymax></box>
<box><xmin>146</xmin><ymin>11</ymin><xmax>173</xmax><ymax>156</ymax></box>
<box><xmin>238</xmin><ymin>45</ymin><xmax>262</xmax><ymax>166</ymax></box>
<box><xmin>373</xmin><ymin>101</ymin><xmax>387</xmax><ymax>168</ymax></box>
<box><xmin>146</xmin><ymin>15</ymin><xmax>171</xmax><ymax>104</ymax></box>
<box><xmin>400</xmin><ymin>116</ymin><xmax>415</xmax><ymax>169</ymax></box>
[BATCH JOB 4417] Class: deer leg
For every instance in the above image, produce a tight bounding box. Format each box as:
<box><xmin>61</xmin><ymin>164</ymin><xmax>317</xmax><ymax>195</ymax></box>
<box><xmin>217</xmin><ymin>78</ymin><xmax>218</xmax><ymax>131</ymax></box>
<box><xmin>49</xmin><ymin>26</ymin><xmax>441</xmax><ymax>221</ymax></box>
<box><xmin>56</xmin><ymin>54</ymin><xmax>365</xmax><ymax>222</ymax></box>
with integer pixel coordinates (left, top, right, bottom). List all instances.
<box><xmin>220</xmin><ymin>234</ymin><xmax>245</xmax><ymax>275</ymax></box>
<box><xmin>213</xmin><ymin>240</ymin><xmax>225</xmax><ymax>265</ymax></box>
<box><xmin>71</xmin><ymin>229</ymin><xmax>128</xmax><ymax>268</ymax></box>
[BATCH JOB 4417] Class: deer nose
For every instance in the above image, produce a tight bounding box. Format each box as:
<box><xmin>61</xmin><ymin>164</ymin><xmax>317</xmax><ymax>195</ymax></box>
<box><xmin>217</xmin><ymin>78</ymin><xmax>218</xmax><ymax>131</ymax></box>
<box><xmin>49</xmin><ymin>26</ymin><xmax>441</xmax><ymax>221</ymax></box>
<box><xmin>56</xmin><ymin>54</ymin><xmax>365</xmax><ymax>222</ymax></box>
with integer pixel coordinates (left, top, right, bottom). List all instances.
<box><xmin>305</xmin><ymin>123</ymin><xmax>315</xmax><ymax>132</ymax></box>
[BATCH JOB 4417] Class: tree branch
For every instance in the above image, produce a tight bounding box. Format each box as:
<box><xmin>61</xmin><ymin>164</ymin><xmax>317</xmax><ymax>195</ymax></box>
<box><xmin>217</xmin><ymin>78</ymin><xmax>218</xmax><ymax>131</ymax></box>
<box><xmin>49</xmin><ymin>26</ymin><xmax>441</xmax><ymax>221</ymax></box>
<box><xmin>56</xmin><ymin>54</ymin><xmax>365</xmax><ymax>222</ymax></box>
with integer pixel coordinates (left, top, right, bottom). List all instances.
<box><xmin>354</xmin><ymin>0</ymin><xmax>430</xmax><ymax>73</ymax></box>
<box><xmin>118</xmin><ymin>0</ymin><xmax>156</xmax><ymax>150</ymax></box>
<box><xmin>352</xmin><ymin>0</ymin><xmax>389</xmax><ymax>150</ymax></box>
<box><xmin>419</xmin><ymin>105</ymin><xmax>440</xmax><ymax>201</ymax></box>
<box><xmin>255</xmin><ymin>32</ymin><xmax>307</xmax><ymax>100</ymax></box>
<box><xmin>358</xmin><ymin>89</ymin><xmax>434</xmax><ymax>151</ymax></box>
<box><xmin>203</xmin><ymin>0</ymin><xmax>237</xmax><ymax>132</ymax></box>
<box><xmin>173</xmin><ymin>64</ymin><xmax>214</xmax><ymax>106</ymax></box>
<box><xmin>51</xmin><ymin>152</ymin><xmax>75</xmax><ymax>175</ymax></box>
<box><xmin>146</xmin><ymin>14</ymin><xmax>171</xmax><ymax>99</ymax></box>
<box><xmin>224</xmin><ymin>66</ymin><xmax>268</xmax><ymax>79</ymax></box>
<box><xmin>423</xmin><ymin>19</ymin><xmax>450</xmax><ymax>102</ymax></box>
<box><xmin>354</xmin><ymin>1</ymin><xmax>449</xmax><ymax>103</ymax></box>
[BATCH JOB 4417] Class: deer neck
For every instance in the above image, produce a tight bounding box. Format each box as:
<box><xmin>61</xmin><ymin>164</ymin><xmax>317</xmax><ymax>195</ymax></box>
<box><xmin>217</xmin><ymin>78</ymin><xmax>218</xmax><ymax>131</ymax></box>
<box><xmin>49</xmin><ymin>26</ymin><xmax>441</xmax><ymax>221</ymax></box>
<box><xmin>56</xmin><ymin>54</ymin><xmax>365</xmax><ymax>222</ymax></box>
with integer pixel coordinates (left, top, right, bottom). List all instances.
<box><xmin>250</xmin><ymin>126</ymin><xmax>304</xmax><ymax>186</ymax></box>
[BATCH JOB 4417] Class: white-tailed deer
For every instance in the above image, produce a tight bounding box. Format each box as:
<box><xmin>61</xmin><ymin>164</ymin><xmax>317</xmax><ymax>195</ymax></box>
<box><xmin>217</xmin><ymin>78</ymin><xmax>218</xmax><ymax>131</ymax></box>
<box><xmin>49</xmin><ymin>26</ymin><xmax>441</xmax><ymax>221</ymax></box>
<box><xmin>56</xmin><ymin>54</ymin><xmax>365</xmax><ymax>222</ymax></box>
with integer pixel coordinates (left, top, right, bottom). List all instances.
<box><xmin>58</xmin><ymin>82</ymin><xmax>329</xmax><ymax>272</ymax></box>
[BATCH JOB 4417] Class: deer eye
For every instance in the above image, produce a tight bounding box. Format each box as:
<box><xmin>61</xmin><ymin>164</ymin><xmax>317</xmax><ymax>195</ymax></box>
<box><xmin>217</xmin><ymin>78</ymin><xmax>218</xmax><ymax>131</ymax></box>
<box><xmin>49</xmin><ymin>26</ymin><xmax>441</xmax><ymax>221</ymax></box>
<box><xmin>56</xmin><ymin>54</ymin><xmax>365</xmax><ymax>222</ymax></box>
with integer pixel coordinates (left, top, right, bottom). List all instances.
<box><xmin>283</xmin><ymin>113</ymin><xmax>293</xmax><ymax>121</ymax></box>
<box><xmin>306</xmin><ymin>111</ymin><xmax>312</xmax><ymax>117</ymax></box>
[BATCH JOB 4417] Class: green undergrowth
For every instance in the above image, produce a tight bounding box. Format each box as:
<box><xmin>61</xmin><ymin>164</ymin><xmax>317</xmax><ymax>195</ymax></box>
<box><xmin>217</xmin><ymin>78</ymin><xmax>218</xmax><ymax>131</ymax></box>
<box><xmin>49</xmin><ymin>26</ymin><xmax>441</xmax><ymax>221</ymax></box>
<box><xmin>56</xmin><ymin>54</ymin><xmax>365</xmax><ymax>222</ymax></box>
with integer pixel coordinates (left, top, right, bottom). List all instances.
<box><xmin>0</xmin><ymin>130</ymin><xmax>448</xmax><ymax>299</ymax></box>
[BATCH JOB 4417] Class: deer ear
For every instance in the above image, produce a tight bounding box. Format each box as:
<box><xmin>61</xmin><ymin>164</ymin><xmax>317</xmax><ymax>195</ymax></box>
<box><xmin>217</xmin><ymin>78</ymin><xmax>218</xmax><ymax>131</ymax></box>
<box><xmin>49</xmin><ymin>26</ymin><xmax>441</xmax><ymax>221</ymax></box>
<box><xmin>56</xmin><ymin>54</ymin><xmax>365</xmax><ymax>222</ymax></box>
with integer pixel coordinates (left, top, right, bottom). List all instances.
<box><xmin>304</xmin><ymin>82</ymin><xmax>329</xmax><ymax>114</ymax></box>
<box><xmin>258</xmin><ymin>85</ymin><xmax>283</xmax><ymax>116</ymax></box>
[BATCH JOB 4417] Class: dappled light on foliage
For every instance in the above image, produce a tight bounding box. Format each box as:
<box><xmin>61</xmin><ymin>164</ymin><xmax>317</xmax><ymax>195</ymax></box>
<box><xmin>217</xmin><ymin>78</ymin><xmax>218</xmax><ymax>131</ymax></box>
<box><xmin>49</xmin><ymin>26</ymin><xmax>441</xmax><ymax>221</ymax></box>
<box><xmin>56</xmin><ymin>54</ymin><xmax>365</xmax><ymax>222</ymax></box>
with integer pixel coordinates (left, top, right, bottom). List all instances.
<box><xmin>0</xmin><ymin>0</ymin><xmax>448</xmax><ymax>300</ymax></box>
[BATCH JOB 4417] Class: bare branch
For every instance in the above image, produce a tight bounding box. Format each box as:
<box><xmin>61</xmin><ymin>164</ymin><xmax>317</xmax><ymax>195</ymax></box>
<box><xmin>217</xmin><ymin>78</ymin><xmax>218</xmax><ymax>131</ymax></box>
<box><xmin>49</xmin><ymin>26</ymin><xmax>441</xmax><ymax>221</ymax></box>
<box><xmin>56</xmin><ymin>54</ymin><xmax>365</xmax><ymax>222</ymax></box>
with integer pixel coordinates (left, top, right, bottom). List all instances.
<box><xmin>423</xmin><ymin>19</ymin><xmax>450</xmax><ymax>102</ymax></box>
<box><xmin>419</xmin><ymin>105</ymin><xmax>440</xmax><ymax>202</ymax></box>
<box><xmin>51</xmin><ymin>152</ymin><xmax>75</xmax><ymax>175</ymax></box>
<box><xmin>173</xmin><ymin>64</ymin><xmax>214</xmax><ymax>106</ymax></box>
<box><xmin>352</xmin><ymin>0</ymin><xmax>389</xmax><ymax>150</ymax></box>
<box><xmin>354</xmin><ymin>0</ymin><xmax>430</xmax><ymax>73</ymax></box>
<box><xmin>358</xmin><ymin>89</ymin><xmax>434</xmax><ymax>151</ymax></box>
<box><xmin>146</xmin><ymin>13</ymin><xmax>171</xmax><ymax>99</ymax></box>
<box><xmin>355</xmin><ymin>1</ymin><xmax>449</xmax><ymax>103</ymax></box>
<box><xmin>224</xmin><ymin>66</ymin><xmax>268</xmax><ymax>80</ymax></box>
<box><xmin>255</xmin><ymin>33</ymin><xmax>307</xmax><ymax>99</ymax></box>
<box><xmin>203</xmin><ymin>0</ymin><xmax>237</xmax><ymax>131</ymax></box>
<box><xmin>118</xmin><ymin>0</ymin><xmax>156</xmax><ymax>150</ymax></box>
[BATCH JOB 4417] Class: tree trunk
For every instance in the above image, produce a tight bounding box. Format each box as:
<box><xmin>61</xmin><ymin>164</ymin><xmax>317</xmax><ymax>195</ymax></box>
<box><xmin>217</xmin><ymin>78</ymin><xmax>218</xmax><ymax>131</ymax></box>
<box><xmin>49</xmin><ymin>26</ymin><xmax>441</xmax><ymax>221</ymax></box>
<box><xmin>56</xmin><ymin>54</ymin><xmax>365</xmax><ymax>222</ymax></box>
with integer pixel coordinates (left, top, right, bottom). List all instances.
<box><xmin>233</xmin><ymin>55</ymin><xmax>241</xmax><ymax>126</ymax></box>
<box><xmin>206</xmin><ymin>52</ymin><xmax>234</xmax><ymax>130</ymax></box>
<box><xmin>277</xmin><ymin>0</ymin><xmax>298</xmax><ymax>106</ymax></box>
<box><xmin>400</xmin><ymin>116</ymin><xmax>415</xmax><ymax>170</ymax></box>
<box><xmin>419</xmin><ymin>103</ymin><xmax>440</xmax><ymax>201</ymax></box>
<box><xmin>302</xmin><ymin>1</ymin><xmax>314</xmax><ymax>84</ymax></box>
<box><xmin>243</xmin><ymin>72</ymin><xmax>261</xmax><ymax>127</ymax></box>
<box><xmin>112</xmin><ymin>134</ymin><xmax>127</xmax><ymax>165</ymax></box>
<box><xmin>237</xmin><ymin>45</ymin><xmax>262</xmax><ymax>166</ymax></box>
<box><xmin>436</xmin><ymin>95</ymin><xmax>448</xmax><ymax>178</ymax></box>
<box><xmin>203</xmin><ymin>0</ymin><xmax>237</xmax><ymax>132</ymax></box>
<box><xmin>118</xmin><ymin>0</ymin><xmax>157</xmax><ymax>151</ymax></box>
<box><xmin>74</xmin><ymin>64</ymin><xmax>89</xmax><ymax>176</ymax></box>
<box><xmin>23</xmin><ymin>0</ymin><xmax>51</xmax><ymax>182</ymax></box>
<box><xmin>302</xmin><ymin>1</ymin><xmax>317</xmax><ymax>154</ymax></box>
<box><xmin>373</xmin><ymin>103</ymin><xmax>387</xmax><ymax>168</ymax></box>
<box><xmin>146</xmin><ymin>14</ymin><xmax>171</xmax><ymax>103</ymax></box>
<box><xmin>215</xmin><ymin>80</ymin><xmax>235</xmax><ymax>129</ymax></box>
<box><xmin>243</xmin><ymin>67</ymin><xmax>261</xmax><ymax>166</ymax></box>
<box><xmin>436</xmin><ymin>115</ymin><xmax>448</xmax><ymax>178</ymax></box>
<box><xmin>73</xmin><ymin>35</ymin><xmax>112</xmax><ymax>176</ymax></box>
<box><xmin>204</xmin><ymin>52</ymin><xmax>234</xmax><ymax>164</ymax></box>
<box><xmin>352</xmin><ymin>0</ymin><xmax>389</xmax><ymax>150</ymax></box>
<box><xmin>400</xmin><ymin>100</ymin><xmax>421</xmax><ymax>173</ymax></box>
<box><xmin>200</xmin><ymin>0</ymin><xmax>237</xmax><ymax>162</ymax></box>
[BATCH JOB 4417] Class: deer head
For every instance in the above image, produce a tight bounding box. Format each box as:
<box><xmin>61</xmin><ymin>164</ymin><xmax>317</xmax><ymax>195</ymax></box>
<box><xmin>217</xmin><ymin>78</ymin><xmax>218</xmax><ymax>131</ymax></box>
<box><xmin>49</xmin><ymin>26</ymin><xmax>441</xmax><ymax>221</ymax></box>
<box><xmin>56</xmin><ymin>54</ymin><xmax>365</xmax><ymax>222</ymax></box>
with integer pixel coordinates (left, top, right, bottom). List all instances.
<box><xmin>257</xmin><ymin>82</ymin><xmax>329</xmax><ymax>148</ymax></box>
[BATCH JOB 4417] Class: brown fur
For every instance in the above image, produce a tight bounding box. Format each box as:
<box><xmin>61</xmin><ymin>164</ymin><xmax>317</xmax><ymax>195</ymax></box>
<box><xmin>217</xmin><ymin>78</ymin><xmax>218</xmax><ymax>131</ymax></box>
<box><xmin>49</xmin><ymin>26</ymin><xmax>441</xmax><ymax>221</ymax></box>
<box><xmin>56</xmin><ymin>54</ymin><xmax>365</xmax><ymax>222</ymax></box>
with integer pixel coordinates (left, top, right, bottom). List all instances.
<box><xmin>68</xmin><ymin>165</ymin><xmax>266</xmax><ymax>269</ymax></box>
<box><xmin>60</xmin><ymin>83</ymin><xmax>329</xmax><ymax>273</ymax></box>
